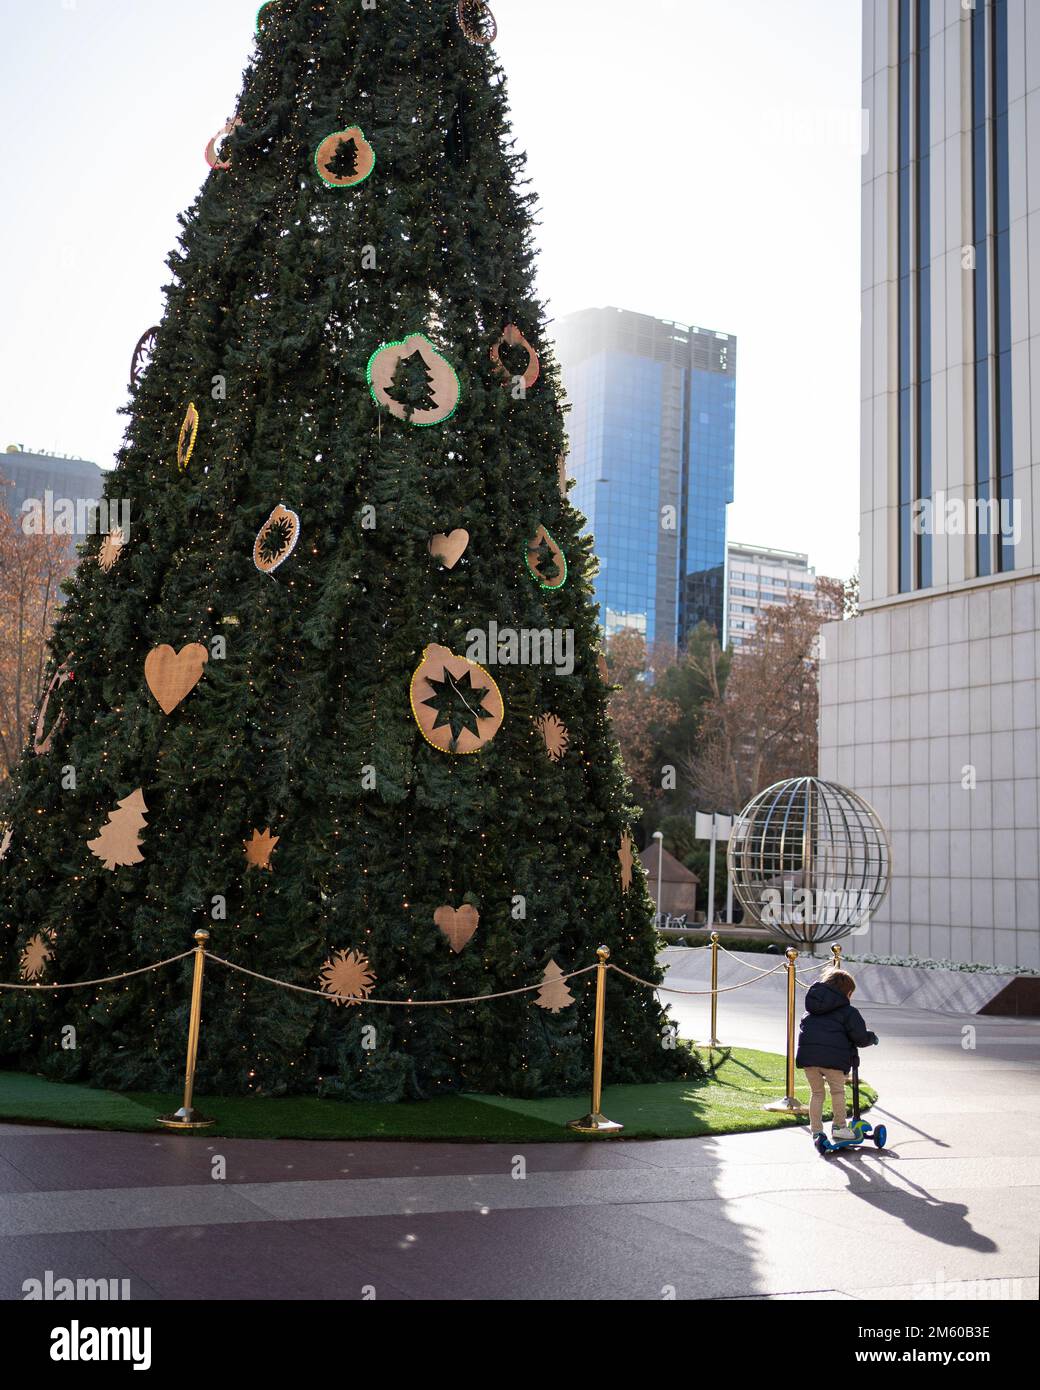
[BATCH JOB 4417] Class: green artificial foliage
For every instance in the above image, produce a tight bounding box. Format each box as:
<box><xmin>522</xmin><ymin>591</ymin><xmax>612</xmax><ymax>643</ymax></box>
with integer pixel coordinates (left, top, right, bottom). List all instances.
<box><xmin>0</xmin><ymin>0</ymin><xmax>690</xmax><ymax>1100</ymax></box>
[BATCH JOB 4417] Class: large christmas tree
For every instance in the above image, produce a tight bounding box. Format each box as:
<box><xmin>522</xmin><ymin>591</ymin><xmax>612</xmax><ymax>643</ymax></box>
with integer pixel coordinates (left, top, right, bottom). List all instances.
<box><xmin>0</xmin><ymin>0</ymin><xmax>685</xmax><ymax>1101</ymax></box>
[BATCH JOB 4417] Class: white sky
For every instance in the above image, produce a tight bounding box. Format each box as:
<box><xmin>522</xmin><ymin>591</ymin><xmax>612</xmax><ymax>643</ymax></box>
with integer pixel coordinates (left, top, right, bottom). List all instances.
<box><xmin>0</xmin><ymin>0</ymin><xmax>863</xmax><ymax>579</ymax></box>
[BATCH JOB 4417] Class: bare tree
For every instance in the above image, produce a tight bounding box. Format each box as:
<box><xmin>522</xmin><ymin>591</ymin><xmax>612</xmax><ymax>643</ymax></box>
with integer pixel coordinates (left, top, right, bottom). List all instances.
<box><xmin>0</xmin><ymin>483</ymin><xmax>75</xmax><ymax>777</ymax></box>
<box><xmin>686</xmin><ymin>587</ymin><xmax>844</xmax><ymax>813</ymax></box>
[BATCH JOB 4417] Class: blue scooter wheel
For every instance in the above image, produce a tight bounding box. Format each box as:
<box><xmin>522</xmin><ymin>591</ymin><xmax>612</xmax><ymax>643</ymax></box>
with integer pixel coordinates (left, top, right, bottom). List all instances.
<box><xmin>874</xmin><ymin>1125</ymin><xmax>887</xmax><ymax>1149</ymax></box>
<box><xmin>815</xmin><ymin>1135</ymin><xmax>829</xmax><ymax>1155</ymax></box>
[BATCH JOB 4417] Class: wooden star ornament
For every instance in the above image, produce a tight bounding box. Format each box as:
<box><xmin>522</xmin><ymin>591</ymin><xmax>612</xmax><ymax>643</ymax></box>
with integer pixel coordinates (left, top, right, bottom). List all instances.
<box><xmin>244</xmin><ymin>827</ymin><xmax>279</xmax><ymax>871</ymax></box>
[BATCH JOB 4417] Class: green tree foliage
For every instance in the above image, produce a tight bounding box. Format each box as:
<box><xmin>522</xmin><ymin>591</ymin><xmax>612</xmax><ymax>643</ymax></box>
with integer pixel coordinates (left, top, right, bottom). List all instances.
<box><xmin>0</xmin><ymin>1</ymin><xmax>687</xmax><ymax>1100</ymax></box>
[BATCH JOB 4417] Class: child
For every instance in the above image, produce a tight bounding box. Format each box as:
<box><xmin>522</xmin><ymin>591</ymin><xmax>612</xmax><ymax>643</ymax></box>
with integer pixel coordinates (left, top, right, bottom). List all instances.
<box><xmin>796</xmin><ymin>967</ymin><xmax>879</xmax><ymax>1141</ymax></box>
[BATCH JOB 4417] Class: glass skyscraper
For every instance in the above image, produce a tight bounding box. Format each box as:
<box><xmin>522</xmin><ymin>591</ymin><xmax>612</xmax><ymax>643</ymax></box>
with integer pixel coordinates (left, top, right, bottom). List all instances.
<box><xmin>554</xmin><ymin>308</ymin><xmax>736</xmax><ymax>647</ymax></box>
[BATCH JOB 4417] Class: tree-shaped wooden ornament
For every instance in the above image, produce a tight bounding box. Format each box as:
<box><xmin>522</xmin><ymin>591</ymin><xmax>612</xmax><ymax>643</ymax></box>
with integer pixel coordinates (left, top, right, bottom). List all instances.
<box><xmin>534</xmin><ymin>960</ymin><xmax>575</xmax><ymax>1013</ymax></box>
<box><xmin>87</xmin><ymin>791</ymin><xmax>148</xmax><ymax>872</ymax></box>
<box><xmin>526</xmin><ymin>526</ymin><xmax>567</xmax><ymax>590</ymax></box>
<box><xmin>315</xmin><ymin>127</ymin><xmax>376</xmax><ymax>188</ymax></box>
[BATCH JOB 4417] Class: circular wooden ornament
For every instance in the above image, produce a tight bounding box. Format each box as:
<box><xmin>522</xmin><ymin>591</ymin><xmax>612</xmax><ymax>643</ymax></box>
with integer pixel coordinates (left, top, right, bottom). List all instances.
<box><xmin>410</xmin><ymin>644</ymin><xmax>504</xmax><ymax>755</ymax></box>
<box><xmin>205</xmin><ymin>115</ymin><xmax>243</xmax><ymax>172</ymax></box>
<box><xmin>34</xmin><ymin>662</ymin><xmax>73</xmax><ymax>756</ymax></box>
<box><xmin>315</xmin><ymin>128</ymin><xmax>376</xmax><ymax>188</ymax></box>
<box><xmin>130</xmin><ymin>327</ymin><xmax>159</xmax><ymax>390</ymax></box>
<box><xmin>457</xmin><ymin>0</ymin><xmax>497</xmax><ymax>44</ymax></box>
<box><xmin>490</xmin><ymin>324</ymin><xmax>540</xmax><ymax>391</ymax></box>
<box><xmin>177</xmin><ymin>403</ymin><xmax>199</xmax><ymax>471</ymax></box>
<box><xmin>254</xmin><ymin>505</ymin><xmax>301</xmax><ymax>574</ymax></box>
<box><xmin>367</xmin><ymin>334</ymin><xmax>461</xmax><ymax>427</ymax></box>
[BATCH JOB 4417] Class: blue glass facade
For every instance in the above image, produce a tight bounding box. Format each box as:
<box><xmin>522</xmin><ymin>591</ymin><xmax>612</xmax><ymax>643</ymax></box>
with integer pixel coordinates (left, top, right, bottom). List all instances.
<box><xmin>555</xmin><ymin>308</ymin><xmax>736</xmax><ymax>646</ymax></box>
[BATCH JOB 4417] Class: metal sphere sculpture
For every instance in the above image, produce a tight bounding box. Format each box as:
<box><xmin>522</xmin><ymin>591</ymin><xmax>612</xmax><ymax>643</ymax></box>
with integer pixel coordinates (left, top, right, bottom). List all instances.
<box><xmin>727</xmin><ymin>777</ymin><xmax>890</xmax><ymax>947</ymax></box>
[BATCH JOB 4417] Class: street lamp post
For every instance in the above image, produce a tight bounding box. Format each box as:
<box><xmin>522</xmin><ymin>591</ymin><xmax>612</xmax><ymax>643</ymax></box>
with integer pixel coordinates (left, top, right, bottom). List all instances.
<box><xmin>652</xmin><ymin>830</ymin><xmax>664</xmax><ymax>927</ymax></box>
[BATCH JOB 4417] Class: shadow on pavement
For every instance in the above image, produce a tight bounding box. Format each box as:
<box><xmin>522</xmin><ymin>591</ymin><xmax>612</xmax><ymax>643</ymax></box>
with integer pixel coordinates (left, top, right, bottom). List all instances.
<box><xmin>830</xmin><ymin>1153</ymin><xmax>997</xmax><ymax>1252</ymax></box>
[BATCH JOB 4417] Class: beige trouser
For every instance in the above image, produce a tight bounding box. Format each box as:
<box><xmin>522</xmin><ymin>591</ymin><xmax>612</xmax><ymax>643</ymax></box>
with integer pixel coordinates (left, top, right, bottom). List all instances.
<box><xmin>804</xmin><ymin>1066</ymin><xmax>848</xmax><ymax>1131</ymax></box>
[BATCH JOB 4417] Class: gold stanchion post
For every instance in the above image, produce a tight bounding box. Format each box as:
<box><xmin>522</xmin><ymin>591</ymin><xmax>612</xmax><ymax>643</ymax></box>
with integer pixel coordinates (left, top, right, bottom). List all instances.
<box><xmin>568</xmin><ymin>946</ymin><xmax>623</xmax><ymax>1134</ymax></box>
<box><xmin>158</xmin><ymin>931</ymin><xmax>215</xmax><ymax>1131</ymax></box>
<box><xmin>764</xmin><ymin>946</ymin><xmax>809</xmax><ymax>1114</ymax></box>
<box><xmin>831</xmin><ymin>942</ymin><xmax>842</xmax><ymax>969</ymax></box>
<box><xmin>697</xmin><ymin>931</ymin><xmax>722</xmax><ymax>1048</ymax></box>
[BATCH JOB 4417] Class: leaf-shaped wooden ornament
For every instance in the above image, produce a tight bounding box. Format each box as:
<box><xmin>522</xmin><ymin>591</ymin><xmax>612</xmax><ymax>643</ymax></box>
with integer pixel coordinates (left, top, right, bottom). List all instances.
<box><xmin>490</xmin><ymin>324</ymin><xmax>540</xmax><ymax>391</ymax></box>
<box><xmin>526</xmin><ymin>525</ymin><xmax>567</xmax><ymax>590</ymax></box>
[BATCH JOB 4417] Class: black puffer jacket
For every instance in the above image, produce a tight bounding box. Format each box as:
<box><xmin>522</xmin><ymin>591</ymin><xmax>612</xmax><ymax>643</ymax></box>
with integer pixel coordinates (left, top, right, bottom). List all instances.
<box><xmin>795</xmin><ymin>982</ymin><xmax>878</xmax><ymax>1072</ymax></box>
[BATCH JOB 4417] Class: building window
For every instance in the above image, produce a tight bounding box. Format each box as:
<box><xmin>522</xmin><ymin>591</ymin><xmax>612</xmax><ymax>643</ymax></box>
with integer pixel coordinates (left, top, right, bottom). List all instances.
<box><xmin>898</xmin><ymin>0</ymin><xmax>932</xmax><ymax>593</ymax></box>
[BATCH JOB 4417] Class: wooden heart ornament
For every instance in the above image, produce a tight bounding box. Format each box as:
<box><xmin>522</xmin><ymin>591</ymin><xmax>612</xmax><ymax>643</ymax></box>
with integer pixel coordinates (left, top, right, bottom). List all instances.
<box><xmin>434</xmin><ymin>903</ymin><xmax>480</xmax><ymax>953</ymax></box>
<box><xmin>410</xmin><ymin>644</ymin><xmax>504</xmax><ymax>754</ymax></box>
<box><xmin>315</xmin><ymin>127</ymin><xmax>376</xmax><ymax>188</ymax></box>
<box><xmin>145</xmin><ymin>644</ymin><xmax>209</xmax><ymax>715</ymax></box>
<box><xmin>367</xmin><ymin>334</ymin><xmax>461</xmax><ymax>427</ymax></box>
<box><xmin>429</xmin><ymin>529</ymin><xmax>469</xmax><ymax>570</ymax></box>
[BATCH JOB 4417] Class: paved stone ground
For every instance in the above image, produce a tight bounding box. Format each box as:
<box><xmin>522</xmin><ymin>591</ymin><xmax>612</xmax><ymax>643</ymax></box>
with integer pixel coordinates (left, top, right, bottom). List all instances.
<box><xmin>1</xmin><ymin>972</ymin><xmax>1037</xmax><ymax>1301</ymax></box>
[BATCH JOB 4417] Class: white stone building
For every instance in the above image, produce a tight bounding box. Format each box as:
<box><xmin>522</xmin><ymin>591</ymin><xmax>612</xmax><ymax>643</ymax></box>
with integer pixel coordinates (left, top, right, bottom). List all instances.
<box><xmin>819</xmin><ymin>0</ymin><xmax>1040</xmax><ymax>969</ymax></box>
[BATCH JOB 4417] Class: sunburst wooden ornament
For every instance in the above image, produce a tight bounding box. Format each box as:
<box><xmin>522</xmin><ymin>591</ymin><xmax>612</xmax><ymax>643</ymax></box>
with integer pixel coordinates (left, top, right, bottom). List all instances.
<box><xmin>99</xmin><ymin>527</ymin><xmax>126</xmax><ymax>573</ymax></box>
<box><xmin>244</xmin><ymin>827</ymin><xmax>279</xmax><ymax>871</ymax></box>
<box><xmin>20</xmin><ymin>932</ymin><xmax>55</xmax><ymax>983</ymax></box>
<box><xmin>618</xmin><ymin>831</ymin><xmax>636</xmax><ymax>893</ymax></box>
<box><xmin>319</xmin><ymin>949</ymin><xmax>376</xmax><ymax>1005</ymax></box>
<box><xmin>177</xmin><ymin>403</ymin><xmax>200</xmax><ymax>471</ymax></box>
<box><xmin>535</xmin><ymin>713</ymin><xmax>569</xmax><ymax>763</ymax></box>
<box><xmin>254</xmin><ymin>505</ymin><xmax>301</xmax><ymax>574</ymax></box>
<box><xmin>457</xmin><ymin>0</ymin><xmax>497</xmax><ymax>45</ymax></box>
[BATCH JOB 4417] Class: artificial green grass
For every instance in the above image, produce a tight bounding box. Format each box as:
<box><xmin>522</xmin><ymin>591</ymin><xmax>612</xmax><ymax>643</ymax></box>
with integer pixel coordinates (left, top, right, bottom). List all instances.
<box><xmin>0</xmin><ymin>1048</ymin><xmax>875</xmax><ymax>1142</ymax></box>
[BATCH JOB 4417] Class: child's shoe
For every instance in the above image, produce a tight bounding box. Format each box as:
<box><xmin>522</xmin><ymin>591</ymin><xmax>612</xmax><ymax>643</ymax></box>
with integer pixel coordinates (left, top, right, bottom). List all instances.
<box><xmin>831</xmin><ymin>1125</ymin><xmax>856</xmax><ymax>1141</ymax></box>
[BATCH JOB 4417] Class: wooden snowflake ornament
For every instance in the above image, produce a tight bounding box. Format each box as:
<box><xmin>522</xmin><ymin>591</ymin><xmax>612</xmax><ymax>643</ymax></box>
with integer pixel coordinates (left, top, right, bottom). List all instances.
<box><xmin>20</xmin><ymin>932</ymin><xmax>55</xmax><ymax>983</ymax></box>
<box><xmin>99</xmin><ymin>527</ymin><xmax>127</xmax><ymax>573</ymax></box>
<box><xmin>319</xmin><ymin>950</ymin><xmax>376</xmax><ymax>1005</ymax></box>
<box><xmin>535</xmin><ymin>714</ymin><xmax>569</xmax><ymax>763</ymax></box>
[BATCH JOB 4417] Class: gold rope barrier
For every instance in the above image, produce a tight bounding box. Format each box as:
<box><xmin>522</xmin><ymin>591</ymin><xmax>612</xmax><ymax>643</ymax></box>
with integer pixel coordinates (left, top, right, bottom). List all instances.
<box><xmin>0</xmin><ymin>949</ymin><xmax>195</xmax><ymax>991</ymax></box>
<box><xmin>157</xmin><ymin>931</ymin><xmax>213</xmax><ymax>1132</ymax></box>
